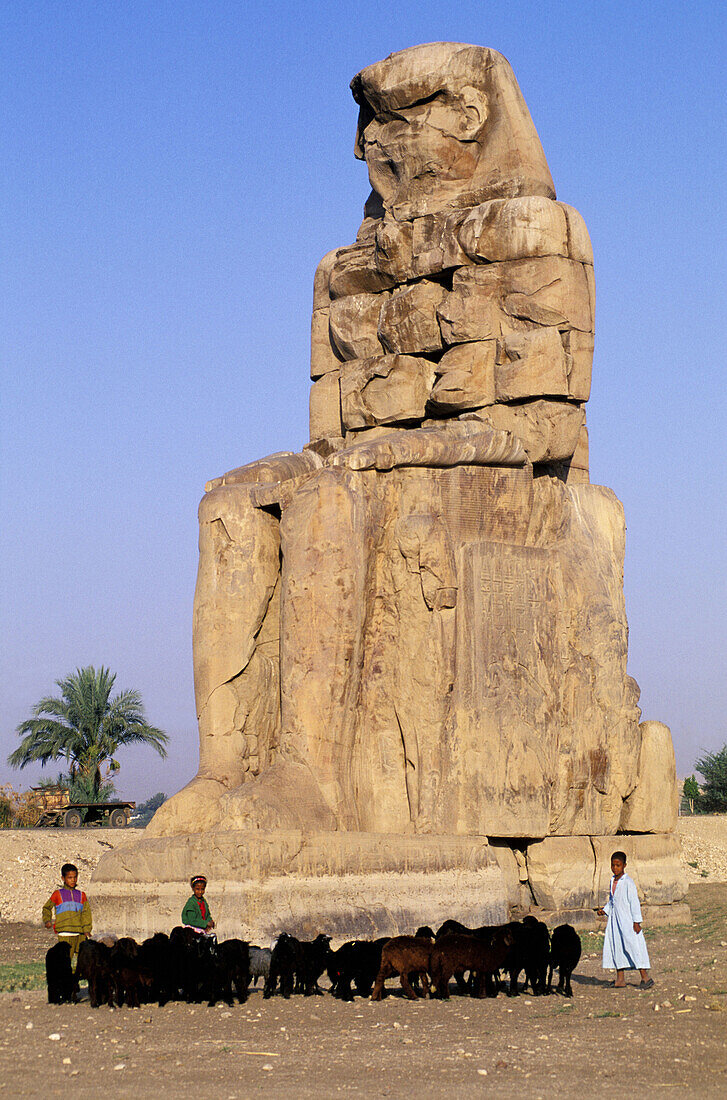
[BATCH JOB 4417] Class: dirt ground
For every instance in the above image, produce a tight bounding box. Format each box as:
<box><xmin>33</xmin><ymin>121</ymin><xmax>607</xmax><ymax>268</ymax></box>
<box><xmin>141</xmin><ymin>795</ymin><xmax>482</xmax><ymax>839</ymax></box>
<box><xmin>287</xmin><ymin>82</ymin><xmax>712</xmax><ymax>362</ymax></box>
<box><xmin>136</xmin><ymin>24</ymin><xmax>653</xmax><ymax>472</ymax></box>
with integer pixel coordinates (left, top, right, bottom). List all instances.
<box><xmin>0</xmin><ymin>883</ymin><xmax>725</xmax><ymax>1099</ymax></box>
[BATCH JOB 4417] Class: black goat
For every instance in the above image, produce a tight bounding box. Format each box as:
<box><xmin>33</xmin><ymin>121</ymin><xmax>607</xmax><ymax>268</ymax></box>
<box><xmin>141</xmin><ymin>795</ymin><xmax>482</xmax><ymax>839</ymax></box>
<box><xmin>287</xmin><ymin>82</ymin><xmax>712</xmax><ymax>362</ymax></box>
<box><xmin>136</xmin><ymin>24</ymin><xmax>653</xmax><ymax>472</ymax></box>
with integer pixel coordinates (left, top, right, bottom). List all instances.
<box><xmin>430</xmin><ymin>928</ymin><xmax>513</xmax><ymax>999</ymax></box>
<box><xmin>328</xmin><ymin>938</ymin><xmax>389</xmax><ymax>1000</ymax></box>
<box><xmin>434</xmin><ymin>920</ymin><xmax>499</xmax><ymax>992</ymax></box>
<box><xmin>109</xmin><ymin>937</ymin><xmax>153</xmax><ymax>1008</ymax></box>
<box><xmin>45</xmin><ymin>941</ymin><xmax>77</xmax><ymax>1004</ymax></box>
<box><xmin>264</xmin><ymin>932</ymin><xmax>299</xmax><ymax>998</ymax></box>
<box><xmin>209</xmin><ymin>939</ymin><xmax>250</xmax><ymax>1006</ymax></box>
<box><xmin>547</xmin><ymin>923</ymin><xmax>581</xmax><ymax>997</ymax></box>
<box><xmin>501</xmin><ymin>918</ymin><xmax>550</xmax><ymax>996</ymax></box>
<box><xmin>138</xmin><ymin>932</ymin><xmax>177</xmax><ymax>1005</ymax></box>
<box><xmin>76</xmin><ymin>939</ymin><xmax>115</xmax><ymax>1008</ymax></box>
<box><xmin>295</xmin><ymin>934</ymin><xmax>332</xmax><ymax>995</ymax></box>
<box><xmin>169</xmin><ymin>926</ymin><xmax>216</xmax><ymax>1003</ymax></box>
<box><xmin>264</xmin><ymin>932</ymin><xmax>332</xmax><ymax>998</ymax></box>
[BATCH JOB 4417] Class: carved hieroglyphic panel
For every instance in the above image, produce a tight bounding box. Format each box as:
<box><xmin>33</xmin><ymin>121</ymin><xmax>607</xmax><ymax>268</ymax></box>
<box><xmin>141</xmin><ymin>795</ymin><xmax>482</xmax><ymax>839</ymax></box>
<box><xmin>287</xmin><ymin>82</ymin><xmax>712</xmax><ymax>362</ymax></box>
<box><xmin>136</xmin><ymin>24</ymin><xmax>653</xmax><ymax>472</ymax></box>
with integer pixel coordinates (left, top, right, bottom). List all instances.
<box><xmin>458</xmin><ymin>541</ymin><xmax>566</xmax><ymax>706</ymax></box>
<box><xmin>438</xmin><ymin>466</ymin><xmax>534</xmax><ymax>545</ymax></box>
<box><xmin>445</xmin><ymin>539</ymin><xmax>569</xmax><ymax>836</ymax></box>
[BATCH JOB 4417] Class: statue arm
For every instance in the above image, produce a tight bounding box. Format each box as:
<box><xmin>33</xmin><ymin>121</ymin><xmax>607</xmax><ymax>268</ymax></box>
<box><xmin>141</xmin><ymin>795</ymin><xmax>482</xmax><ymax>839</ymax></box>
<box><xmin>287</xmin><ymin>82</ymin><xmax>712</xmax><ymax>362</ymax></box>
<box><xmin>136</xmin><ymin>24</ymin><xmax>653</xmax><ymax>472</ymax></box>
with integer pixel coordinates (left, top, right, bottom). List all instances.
<box><xmin>327</xmin><ymin>421</ymin><xmax>527</xmax><ymax>471</ymax></box>
<box><xmin>204</xmin><ymin>450</ymin><xmax>322</xmax><ymax>493</ymax></box>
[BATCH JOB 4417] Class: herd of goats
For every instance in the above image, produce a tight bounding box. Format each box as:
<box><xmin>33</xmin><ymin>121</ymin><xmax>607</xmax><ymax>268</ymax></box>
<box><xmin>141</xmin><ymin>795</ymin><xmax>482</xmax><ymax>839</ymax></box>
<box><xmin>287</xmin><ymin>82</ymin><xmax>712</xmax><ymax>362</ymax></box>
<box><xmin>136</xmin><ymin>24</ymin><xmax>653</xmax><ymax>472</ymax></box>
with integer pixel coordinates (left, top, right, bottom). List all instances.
<box><xmin>45</xmin><ymin>915</ymin><xmax>582</xmax><ymax>1008</ymax></box>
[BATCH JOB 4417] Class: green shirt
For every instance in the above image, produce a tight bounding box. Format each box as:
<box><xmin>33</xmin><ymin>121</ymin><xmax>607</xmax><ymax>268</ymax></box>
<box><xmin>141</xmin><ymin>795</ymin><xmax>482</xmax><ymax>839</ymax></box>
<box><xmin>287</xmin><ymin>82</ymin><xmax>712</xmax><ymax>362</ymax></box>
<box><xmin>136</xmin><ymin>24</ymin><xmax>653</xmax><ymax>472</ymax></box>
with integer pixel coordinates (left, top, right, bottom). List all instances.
<box><xmin>182</xmin><ymin>894</ymin><xmax>212</xmax><ymax>929</ymax></box>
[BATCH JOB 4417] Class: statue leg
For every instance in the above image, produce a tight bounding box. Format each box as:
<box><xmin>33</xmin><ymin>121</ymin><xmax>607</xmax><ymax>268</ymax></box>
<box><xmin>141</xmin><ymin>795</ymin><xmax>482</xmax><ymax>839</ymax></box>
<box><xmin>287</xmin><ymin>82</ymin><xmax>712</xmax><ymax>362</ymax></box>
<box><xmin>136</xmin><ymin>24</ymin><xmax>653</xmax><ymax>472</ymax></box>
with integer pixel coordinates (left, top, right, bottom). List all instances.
<box><xmin>212</xmin><ymin>466</ymin><xmax>369</xmax><ymax>832</ymax></box>
<box><xmin>147</xmin><ymin>486</ymin><xmax>281</xmax><ymax>837</ymax></box>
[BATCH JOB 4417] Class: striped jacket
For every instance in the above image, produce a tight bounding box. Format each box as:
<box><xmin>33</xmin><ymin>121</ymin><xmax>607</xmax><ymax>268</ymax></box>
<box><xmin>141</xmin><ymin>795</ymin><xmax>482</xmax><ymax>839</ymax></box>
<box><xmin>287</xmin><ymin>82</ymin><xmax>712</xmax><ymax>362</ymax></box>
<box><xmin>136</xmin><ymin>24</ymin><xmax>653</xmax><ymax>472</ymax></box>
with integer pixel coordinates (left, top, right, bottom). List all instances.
<box><xmin>42</xmin><ymin>887</ymin><xmax>92</xmax><ymax>937</ymax></box>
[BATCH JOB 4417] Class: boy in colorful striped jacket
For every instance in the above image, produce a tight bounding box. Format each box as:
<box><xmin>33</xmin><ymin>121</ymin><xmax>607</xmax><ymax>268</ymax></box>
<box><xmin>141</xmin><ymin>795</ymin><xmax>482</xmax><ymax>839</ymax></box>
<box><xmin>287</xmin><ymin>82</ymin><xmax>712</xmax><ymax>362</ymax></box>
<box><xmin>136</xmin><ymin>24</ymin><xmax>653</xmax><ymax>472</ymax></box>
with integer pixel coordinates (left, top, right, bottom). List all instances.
<box><xmin>42</xmin><ymin>863</ymin><xmax>92</xmax><ymax>957</ymax></box>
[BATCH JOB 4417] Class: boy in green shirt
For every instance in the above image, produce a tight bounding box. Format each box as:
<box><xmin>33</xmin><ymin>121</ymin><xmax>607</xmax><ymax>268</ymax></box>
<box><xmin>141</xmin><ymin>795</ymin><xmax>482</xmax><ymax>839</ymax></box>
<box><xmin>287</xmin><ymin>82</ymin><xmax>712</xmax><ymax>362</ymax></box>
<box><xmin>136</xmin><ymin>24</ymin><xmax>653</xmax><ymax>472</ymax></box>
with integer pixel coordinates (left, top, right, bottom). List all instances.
<box><xmin>182</xmin><ymin>874</ymin><xmax>215</xmax><ymax>934</ymax></box>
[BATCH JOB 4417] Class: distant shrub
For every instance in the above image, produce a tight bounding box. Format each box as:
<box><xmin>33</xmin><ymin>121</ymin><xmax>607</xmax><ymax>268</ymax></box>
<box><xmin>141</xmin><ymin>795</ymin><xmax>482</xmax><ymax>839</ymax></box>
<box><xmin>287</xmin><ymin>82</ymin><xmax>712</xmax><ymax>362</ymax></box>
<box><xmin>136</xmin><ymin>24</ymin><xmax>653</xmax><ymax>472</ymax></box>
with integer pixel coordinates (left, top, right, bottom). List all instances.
<box><xmin>695</xmin><ymin>748</ymin><xmax>727</xmax><ymax>814</ymax></box>
<box><xmin>131</xmin><ymin>791</ymin><xmax>167</xmax><ymax>827</ymax></box>
<box><xmin>0</xmin><ymin>784</ymin><xmax>42</xmax><ymax>828</ymax></box>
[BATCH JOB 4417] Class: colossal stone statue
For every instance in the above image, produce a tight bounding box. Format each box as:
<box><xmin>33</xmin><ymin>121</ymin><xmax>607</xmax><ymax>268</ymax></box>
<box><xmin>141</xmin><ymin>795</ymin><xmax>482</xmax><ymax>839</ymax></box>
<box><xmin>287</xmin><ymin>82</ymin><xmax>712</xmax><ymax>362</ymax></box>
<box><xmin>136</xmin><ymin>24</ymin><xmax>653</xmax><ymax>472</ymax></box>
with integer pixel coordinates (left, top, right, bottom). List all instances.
<box><xmin>94</xmin><ymin>44</ymin><xmax>686</xmax><ymax>937</ymax></box>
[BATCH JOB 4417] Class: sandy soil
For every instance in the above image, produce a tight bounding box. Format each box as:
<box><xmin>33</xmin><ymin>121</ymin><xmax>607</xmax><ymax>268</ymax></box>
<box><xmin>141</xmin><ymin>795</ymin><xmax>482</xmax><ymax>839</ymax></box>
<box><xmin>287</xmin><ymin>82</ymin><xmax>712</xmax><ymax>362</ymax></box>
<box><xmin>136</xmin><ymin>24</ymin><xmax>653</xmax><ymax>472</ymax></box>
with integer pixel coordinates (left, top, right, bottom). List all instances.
<box><xmin>0</xmin><ymin>829</ymin><xmax>136</xmax><ymax>924</ymax></box>
<box><xmin>1</xmin><ymin>883</ymin><xmax>726</xmax><ymax>1099</ymax></box>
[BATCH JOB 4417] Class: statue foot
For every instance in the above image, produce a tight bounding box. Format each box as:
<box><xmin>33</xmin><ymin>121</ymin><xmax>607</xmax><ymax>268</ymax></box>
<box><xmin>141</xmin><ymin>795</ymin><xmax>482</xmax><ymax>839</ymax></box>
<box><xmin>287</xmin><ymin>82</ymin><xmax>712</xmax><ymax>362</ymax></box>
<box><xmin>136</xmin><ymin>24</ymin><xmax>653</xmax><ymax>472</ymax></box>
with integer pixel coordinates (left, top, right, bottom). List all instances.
<box><xmin>145</xmin><ymin>777</ymin><xmax>226</xmax><ymax>837</ymax></box>
<box><xmin>218</xmin><ymin>762</ymin><xmax>337</xmax><ymax>833</ymax></box>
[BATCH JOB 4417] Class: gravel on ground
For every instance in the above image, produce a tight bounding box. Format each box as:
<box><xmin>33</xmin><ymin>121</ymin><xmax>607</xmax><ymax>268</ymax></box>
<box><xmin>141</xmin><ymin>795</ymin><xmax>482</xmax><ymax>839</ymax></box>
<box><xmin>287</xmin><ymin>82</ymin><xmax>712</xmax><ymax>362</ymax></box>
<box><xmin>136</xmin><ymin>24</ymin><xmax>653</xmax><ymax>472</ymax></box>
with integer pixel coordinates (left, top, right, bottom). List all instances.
<box><xmin>678</xmin><ymin>815</ymin><xmax>727</xmax><ymax>882</ymax></box>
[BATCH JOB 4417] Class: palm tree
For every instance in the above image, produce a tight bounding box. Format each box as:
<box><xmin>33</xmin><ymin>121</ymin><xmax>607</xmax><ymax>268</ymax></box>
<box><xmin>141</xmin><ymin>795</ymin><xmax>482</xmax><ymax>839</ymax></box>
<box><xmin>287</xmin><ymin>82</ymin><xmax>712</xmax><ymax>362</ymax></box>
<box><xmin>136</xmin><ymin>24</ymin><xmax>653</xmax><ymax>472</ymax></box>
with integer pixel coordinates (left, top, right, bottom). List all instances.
<box><xmin>9</xmin><ymin>666</ymin><xmax>169</xmax><ymax>801</ymax></box>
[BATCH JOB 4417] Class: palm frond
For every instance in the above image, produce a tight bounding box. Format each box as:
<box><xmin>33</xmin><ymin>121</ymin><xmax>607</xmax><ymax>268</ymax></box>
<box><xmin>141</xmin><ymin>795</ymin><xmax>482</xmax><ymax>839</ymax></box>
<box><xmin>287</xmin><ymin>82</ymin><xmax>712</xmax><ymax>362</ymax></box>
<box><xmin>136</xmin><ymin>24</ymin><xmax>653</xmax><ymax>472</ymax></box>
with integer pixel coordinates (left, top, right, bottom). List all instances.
<box><xmin>8</xmin><ymin>666</ymin><xmax>168</xmax><ymax>790</ymax></box>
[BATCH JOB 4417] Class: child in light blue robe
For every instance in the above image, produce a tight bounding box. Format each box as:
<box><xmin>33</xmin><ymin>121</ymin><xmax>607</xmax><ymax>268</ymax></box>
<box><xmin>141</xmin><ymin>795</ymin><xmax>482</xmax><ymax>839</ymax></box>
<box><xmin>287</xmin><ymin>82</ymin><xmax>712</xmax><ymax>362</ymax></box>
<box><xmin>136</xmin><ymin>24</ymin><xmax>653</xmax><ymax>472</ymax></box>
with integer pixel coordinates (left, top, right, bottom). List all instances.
<box><xmin>597</xmin><ymin>851</ymin><xmax>654</xmax><ymax>989</ymax></box>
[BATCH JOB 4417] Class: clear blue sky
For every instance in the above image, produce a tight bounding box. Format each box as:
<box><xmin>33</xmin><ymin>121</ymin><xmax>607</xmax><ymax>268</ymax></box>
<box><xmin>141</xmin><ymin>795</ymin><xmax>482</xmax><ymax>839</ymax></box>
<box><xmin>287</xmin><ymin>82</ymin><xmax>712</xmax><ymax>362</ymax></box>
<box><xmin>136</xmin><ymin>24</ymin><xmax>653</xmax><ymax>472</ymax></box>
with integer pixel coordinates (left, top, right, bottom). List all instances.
<box><xmin>2</xmin><ymin>1</ymin><xmax>725</xmax><ymax>800</ymax></box>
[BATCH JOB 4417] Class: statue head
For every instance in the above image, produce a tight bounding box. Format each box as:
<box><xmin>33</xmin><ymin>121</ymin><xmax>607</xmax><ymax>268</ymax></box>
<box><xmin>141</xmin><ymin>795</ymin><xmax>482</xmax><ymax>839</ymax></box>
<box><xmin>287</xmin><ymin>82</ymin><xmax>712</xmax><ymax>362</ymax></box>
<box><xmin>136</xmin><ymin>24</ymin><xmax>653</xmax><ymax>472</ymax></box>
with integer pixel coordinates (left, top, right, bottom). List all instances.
<box><xmin>351</xmin><ymin>42</ymin><xmax>555</xmax><ymax>220</ymax></box>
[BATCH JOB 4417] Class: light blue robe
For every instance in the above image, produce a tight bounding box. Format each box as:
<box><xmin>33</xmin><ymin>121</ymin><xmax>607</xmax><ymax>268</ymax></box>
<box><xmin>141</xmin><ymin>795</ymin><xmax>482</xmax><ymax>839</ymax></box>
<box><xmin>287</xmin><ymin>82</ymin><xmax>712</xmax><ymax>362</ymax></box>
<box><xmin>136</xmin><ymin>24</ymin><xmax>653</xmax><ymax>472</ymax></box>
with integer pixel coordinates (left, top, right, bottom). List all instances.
<box><xmin>602</xmin><ymin>872</ymin><xmax>651</xmax><ymax>970</ymax></box>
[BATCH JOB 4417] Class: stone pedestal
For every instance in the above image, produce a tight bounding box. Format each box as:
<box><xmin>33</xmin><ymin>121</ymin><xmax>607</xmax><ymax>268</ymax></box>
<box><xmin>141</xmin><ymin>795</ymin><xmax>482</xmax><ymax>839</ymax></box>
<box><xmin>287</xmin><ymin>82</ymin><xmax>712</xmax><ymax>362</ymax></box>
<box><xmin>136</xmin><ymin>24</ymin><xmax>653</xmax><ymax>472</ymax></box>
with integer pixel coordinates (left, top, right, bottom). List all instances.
<box><xmin>93</xmin><ymin>832</ymin><xmax>508</xmax><ymax>941</ymax></box>
<box><xmin>93</xmin><ymin>828</ymin><xmax>688</xmax><ymax>941</ymax></box>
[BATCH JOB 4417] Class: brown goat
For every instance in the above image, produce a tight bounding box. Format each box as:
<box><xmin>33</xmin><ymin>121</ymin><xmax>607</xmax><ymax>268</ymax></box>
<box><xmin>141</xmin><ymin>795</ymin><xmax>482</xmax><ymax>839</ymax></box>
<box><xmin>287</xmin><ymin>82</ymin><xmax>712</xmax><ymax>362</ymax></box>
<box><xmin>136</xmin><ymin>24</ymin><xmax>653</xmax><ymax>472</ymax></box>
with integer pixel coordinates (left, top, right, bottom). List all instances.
<box><xmin>430</xmin><ymin>929</ymin><xmax>513</xmax><ymax>999</ymax></box>
<box><xmin>371</xmin><ymin>936</ymin><xmax>434</xmax><ymax>1001</ymax></box>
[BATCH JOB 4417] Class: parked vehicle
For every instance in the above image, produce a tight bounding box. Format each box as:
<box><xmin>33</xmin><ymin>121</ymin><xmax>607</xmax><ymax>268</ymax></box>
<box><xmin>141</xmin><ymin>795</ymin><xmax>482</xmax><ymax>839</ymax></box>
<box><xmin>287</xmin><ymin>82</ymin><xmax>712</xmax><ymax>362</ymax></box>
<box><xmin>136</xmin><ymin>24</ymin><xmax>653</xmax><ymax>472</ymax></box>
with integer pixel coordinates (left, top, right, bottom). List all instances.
<box><xmin>30</xmin><ymin>786</ymin><xmax>135</xmax><ymax>828</ymax></box>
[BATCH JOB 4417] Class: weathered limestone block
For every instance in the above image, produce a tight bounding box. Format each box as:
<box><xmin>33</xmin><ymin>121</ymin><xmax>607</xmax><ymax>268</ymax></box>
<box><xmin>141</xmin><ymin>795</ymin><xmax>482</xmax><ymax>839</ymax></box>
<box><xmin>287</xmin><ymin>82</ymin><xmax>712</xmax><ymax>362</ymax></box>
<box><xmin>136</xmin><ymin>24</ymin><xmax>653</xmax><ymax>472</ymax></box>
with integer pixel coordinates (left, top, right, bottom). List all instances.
<box><xmin>93</xmin><ymin>832</ymin><xmax>509</xmax><ymax>941</ymax></box>
<box><xmin>217</xmin><ymin>762</ymin><xmax>337</xmax><ymax>832</ymax></box>
<box><xmin>204</xmin><ymin>450</ymin><xmax>321</xmax><ymax>493</ymax></box>
<box><xmin>378</xmin><ymin>280</ymin><xmax>445</xmax><ymax>355</ymax></box>
<box><xmin>309</xmin><ymin>371</ymin><xmax>342</xmax><ymax>439</ymax></box>
<box><xmin>310</xmin><ymin>308</ymin><xmax>343</xmax><ymax>379</ymax></box>
<box><xmin>569</xmin><ymin>422</ymin><xmax>590</xmax><ymax>482</ymax></box>
<box><xmin>620</xmin><ymin>721</ymin><xmax>679</xmax><ymax>834</ymax></box>
<box><xmin>331</xmin><ymin>422</ymin><xmax>527</xmax><ymax>471</ymax></box>
<box><xmin>563</xmin><ymin>329</ymin><xmax>594</xmax><ymax>401</ymax></box>
<box><xmin>351</xmin><ymin>43</ymin><xmax>555</xmax><ymax>221</ymax></box>
<box><xmin>397</xmin><ymin>472</ymin><xmax>638</xmax><ymax>838</ymax></box>
<box><xmin>548</xmin><ymin>484</ymin><xmax>642</xmax><ymax>834</ymax></box>
<box><xmin>148</xmin><ymin>483</ymin><xmax>282</xmax><ymax>838</ymax></box>
<box><xmin>374</xmin><ymin>219</ymin><xmax>414</xmax><ymax>282</ymax></box>
<box><xmin>585</xmin><ymin>263</ymin><xmax>596</xmax><ymax>323</ymax></box>
<box><xmin>559</xmin><ymin>203</ymin><xmax>594</xmax><ymax>264</ymax></box>
<box><xmin>592</xmin><ymin>834</ymin><xmax>688</xmax><ymax>906</ymax></box>
<box><xmin>329</xmin><ymin>291</ymin><xmax>388</xmax><ymax>360</ymax></box>
<box><xmin>464</xmin><ymin>399</ymin><xmax>585</xmax><ymax>462</ymax></box>
<box><xmin>430</xmin><ymin>341</ymin><xmax>496</xmax><ymax>411</ymax></box>
<box><xmin>340</xmin><ymin>354</ymin><xmax>435</xmax><ymax>429</ymax></box>
<box><xmin>437</xmin><ymin>275</ymin><xmax>506</xmax><ymax>343</ymax></box>
<box><xmin>411</xmin><ymin>211</ymin><xmax>471</xmax><ymax>276</ymax></box>
<box><xmin>495</xmin><ymin>329</ymin><xmax>569</xmax><ymax>401</ymax></box>
<box><xmin>343</xmin><ymin>423</ymin><xmax>411</xmax><ymax>447</ymax></box>
<box><xmin>329</xmin><ymin>241</ymin><xmax>398</xmax><ymax>298</ymax></box>
<box><xmin>488</xmin><ymin>842</ymin><xmax>521</xmax><ymax>909</ymax></box>
<box><xmin>458</xmin><ymin>196</ymin><xmax>569</xmax><ymax>261</ymax></box>
<box><xmin>440</xmin><ymin>258</ymin><xmax>593</xmax><ymax>344</ymax></box>
<box><xmin>527</xmin><ymin>836</ymin><xmax>597</xmax><ymax>910</ymax></box>
<box><xmin>312</xmin><ymin>248</ymin><xmax>338</xmax><ymax>311</ymax></box>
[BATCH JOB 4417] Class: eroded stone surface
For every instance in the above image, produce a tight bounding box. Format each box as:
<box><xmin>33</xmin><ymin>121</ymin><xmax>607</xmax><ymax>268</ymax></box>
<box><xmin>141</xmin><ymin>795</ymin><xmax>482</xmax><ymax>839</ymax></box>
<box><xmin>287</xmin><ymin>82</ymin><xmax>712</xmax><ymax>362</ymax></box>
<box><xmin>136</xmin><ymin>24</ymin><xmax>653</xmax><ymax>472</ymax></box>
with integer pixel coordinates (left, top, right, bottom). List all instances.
<box><xmin>94</xmin><ymin>831</ymin><xmax>508</xmax><ymax>941</ymax></box>
<box><xmin>340</xmin><ymin>354</ymin><xmax>435</xmax><ymax>429</ymax></box>
<box><xmin>430</xmin><ymin>341</ymin><xmax>496</xmax><ymax>412</ymax></box>
<box><xmin>592</xmin><ymin>834</ymin><xmax>688</xmax><ymax>906</ymax></box>
<box><xmin>620</xmin><ymin>722</ymin><xmax>679</xmax><ymax>834</ymax></box>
